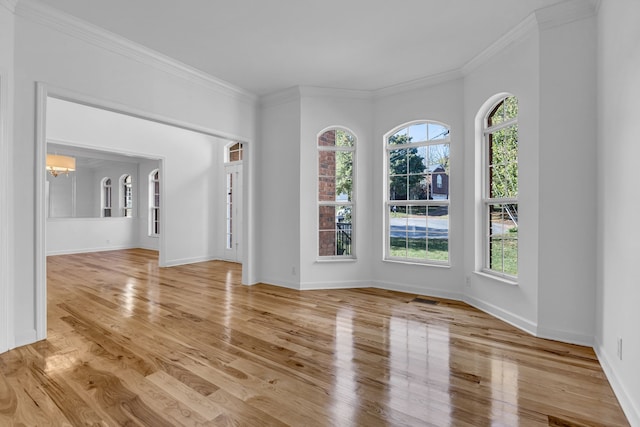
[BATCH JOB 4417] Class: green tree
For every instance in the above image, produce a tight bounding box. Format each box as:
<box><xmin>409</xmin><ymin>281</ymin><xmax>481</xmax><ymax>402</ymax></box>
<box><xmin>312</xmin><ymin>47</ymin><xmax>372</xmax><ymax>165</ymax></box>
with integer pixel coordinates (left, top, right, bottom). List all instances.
<box><xmin>388</xmin><ymin>134</ymin><xmax>427</xmax><ymax>200</ymax></box>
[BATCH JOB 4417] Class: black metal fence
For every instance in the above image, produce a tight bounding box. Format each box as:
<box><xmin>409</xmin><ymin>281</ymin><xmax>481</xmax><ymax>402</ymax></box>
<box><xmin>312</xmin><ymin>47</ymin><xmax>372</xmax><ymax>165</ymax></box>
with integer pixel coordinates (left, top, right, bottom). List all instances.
<box><xmin>336</xmin><ymin>222</ymin><xmax>352</xmax><ymax>255</ymax></box>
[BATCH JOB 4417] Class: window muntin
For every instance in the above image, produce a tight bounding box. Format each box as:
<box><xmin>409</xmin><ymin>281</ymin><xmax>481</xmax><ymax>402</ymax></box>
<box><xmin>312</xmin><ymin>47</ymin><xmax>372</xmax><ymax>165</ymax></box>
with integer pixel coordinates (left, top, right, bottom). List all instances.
<box><xmin>385</xmin><ymin>121</ymin><xmax>450</xmax><ymax>264</ymax></box>
<box><xmin>102</xmin><ymin>177</ymin><xmax>112</xmax><ymax>217</ymax></box>
<box><xmin>483</xmin><ymin>96</ymin><xmax>518</xmax><ymax>278</ymax></box>
<box><xmin>318</xmin><ymin>128</ymin><xmax>355</xmax><ymax>258</ymax></box>
<box><xmin>149</xmin><ymin>169</ymin><xmax>160</xmax><ymax>236</ymax></box>
<box><xmin>122</xmin><ymin>174</ymin><xmax>133</xmax><ymax>218</ymax></box>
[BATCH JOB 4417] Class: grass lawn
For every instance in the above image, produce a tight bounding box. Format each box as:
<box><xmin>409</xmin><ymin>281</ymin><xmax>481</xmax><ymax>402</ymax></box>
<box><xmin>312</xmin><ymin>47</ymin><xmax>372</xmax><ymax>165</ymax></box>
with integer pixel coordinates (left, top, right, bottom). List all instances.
<box><xmin>390</xmin><ymin>237</ymin><xmax>448</xmax><ymax>261</ymax></box>
<box><xmin>490</xmin><ymin>237</ymin><xmax>517</xmax><ymax>276</ymax></box>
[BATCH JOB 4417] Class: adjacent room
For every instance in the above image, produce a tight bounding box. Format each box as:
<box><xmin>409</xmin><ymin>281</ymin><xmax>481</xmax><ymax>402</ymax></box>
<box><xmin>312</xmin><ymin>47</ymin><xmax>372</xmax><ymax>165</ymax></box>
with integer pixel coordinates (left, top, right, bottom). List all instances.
<box><xmin>0</xmin><ymin>0</ymin><xmax>638</xmax><ymax>425</ymax></box>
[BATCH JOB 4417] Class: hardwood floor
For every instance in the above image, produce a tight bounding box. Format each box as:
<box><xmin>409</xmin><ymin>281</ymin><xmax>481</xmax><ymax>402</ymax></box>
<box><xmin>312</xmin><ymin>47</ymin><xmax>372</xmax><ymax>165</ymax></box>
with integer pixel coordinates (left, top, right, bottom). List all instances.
<box><xmin>0</xmin><ymin>249</ymin><xmax>629</xmax><ymax>426</ymax></box>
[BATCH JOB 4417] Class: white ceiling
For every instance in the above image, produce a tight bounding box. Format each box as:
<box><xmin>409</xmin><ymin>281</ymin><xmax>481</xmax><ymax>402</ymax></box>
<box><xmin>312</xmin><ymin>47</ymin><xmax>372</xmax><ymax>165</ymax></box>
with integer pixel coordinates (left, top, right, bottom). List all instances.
<box><xmin>36</xmin><ymin>0</ymin><xmax>573</xmax><ymax>96</ymax></box>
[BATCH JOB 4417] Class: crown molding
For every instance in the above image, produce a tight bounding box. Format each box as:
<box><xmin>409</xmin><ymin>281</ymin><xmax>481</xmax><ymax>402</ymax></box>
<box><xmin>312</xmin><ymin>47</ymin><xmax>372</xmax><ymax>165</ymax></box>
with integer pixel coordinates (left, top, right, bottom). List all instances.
<box><xmin>15</xmin><ymin>0</ymin><xmax>258</xmax><ymax>104</ymax></box>
<box><xmin>299</xmin><ymin>86</ymin><xmax>373</xmax><ymax>100</ymax></box>
<box><xmin>462</xmin><ymin>0</ymin><xmax>597</xmax><ymax>76</ymax></box>
<box><xmin>462</xmin><ymin>13</ymin><xmax>539</xmax><ymax>76</ymax></box>
<box><xmin>259</xmin><ymin>86</ymin><xmax>301</xmax><ymax>108</ymax></box>
<box><xmin>0</xmin><ymin>0</ymin><xmax>18</xmax><ymax>12</ymax></box>
<box><xmin>534</xmin><ymin>0</ymin><xmax>598</xmax><ymax>30</ymax></box>
<box><xmin>374</xmin><ymin>68</ymin><xmax>463</xmax><ymax>99</ymax></box>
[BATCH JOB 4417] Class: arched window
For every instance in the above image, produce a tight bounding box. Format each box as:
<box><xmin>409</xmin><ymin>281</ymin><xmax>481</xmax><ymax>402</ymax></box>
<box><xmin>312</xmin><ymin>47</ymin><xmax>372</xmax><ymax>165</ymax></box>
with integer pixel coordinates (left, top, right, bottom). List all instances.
<box><xmin>482</xmin><ymin>95</ymin><xmax>518</xmax><ymax>278</ymax></box>
<box><xmin>318</xmin><ymin>128</ymin><xmax>355</xmax><ymax>258</ymax></box>
<box><xmin>149</xmin><ymin>169</ymin><xmax>160</xmax><ymax>236</ymax></box>
<box><xmin>121</xmin><ymin>174</ymin><xmax>133</xmax><ymax>217</ymax></box>
<box><xmin>101</xmin><ymin>177</ymin><xmax>112</xmax><ymax>217</ymax></box>
<box><xmin>385</xmin><ymin>121</ymin><xmax>450</xmax><ymax>263</ymax></box>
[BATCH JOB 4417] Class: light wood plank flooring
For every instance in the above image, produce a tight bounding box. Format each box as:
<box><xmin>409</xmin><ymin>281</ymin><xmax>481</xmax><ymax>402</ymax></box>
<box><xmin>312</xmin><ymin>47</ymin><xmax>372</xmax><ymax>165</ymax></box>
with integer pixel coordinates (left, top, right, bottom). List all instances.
<box><xmin>0</xmin><ymin>249</ymin><xmax>629</xmax><ymax>426</ymax></box>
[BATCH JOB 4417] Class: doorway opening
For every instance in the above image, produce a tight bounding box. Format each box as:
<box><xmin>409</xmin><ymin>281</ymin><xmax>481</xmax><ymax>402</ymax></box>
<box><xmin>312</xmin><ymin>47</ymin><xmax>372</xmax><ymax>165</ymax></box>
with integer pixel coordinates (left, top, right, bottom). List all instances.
<box><xmin>36</xmin><ymin>86</ymin><xmax>249</xmax><ymax>342</ymax></box>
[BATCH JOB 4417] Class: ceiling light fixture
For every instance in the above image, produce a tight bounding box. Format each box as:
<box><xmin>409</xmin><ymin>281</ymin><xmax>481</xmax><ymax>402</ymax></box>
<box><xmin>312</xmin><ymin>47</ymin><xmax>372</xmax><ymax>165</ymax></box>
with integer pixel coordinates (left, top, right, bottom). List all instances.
<box><xmin>46</xmin><ymin>154</ymin><xmax>76</xmax><ymax>177</ymax></box>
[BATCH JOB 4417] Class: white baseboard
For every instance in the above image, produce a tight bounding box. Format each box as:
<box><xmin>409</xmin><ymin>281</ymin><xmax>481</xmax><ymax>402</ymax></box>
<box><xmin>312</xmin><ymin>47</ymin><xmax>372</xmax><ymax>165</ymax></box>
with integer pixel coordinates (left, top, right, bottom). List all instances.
<box><xmin>536</xmin><ymin>325</ymin><xmax>594</xmax><ymax>347</ymax></box>
<box><xmin>372</xmin><ymin>279</ymin><xmax>462</xmax><ymax>301</ymax></box>
<box><xmin>463</xmin><ymin>294</ymin><xmax>538</xmax><ymax>337</ymax></box>
<box><xmin>258</xmin><ymin>277</ymin><xmax>300</xmax><ymax>290</ymax></box>
<box><xmin>47</xmin><ymin>244</ymin><xmax>138</xmax><ymax>256</ymax></box>
<box><xmin>300</xmin><ymin>280</ymin><xmax>371</xmax><ymax>290</ymax></box>
<box><xmin>162</xmin><ymin>254</ymin><xmax>218</xmax><ymax>267</ymax></box>
<box><xmin>594</xmin><ymin>338</ymin><xmax>640</xmax><ymax>427</ymax></box>
<box><xmin>14</xmin><ymin>328</ymin><xmax>37</xmax><ymax>348</ymax></box>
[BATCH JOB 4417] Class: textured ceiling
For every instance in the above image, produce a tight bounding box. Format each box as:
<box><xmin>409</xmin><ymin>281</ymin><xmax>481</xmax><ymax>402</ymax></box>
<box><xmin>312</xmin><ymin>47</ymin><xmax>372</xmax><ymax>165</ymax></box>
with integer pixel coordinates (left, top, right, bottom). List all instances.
<box><xmin>35</xmin><ymin>0</ymin><xmax>573</xmax><ymax>95</ymax></box>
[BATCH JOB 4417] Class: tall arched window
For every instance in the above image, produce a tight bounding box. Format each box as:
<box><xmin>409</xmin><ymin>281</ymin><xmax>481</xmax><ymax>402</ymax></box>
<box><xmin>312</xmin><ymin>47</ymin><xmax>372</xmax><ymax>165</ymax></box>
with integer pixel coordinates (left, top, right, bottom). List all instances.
<box><xmin>149</xmin><ymin>169</ymin><xmax>160</xmax><ymax>236</ymax></box>
<box><xmin>121</xmin><ymin>174</ymin><xmax>133</xmax><ymax>217</ymax></box>
<box><xmin>482</xmin><ymin>95</ymin><xmax>518</xmax><ymax>278</ymax></box>
<box><xmin>101</xmin><ymin>177</ymin><xmax>112</xmax><ymax>217</ymax></box>
<box><xmin>318</xmin><ymin>128</ymin><xmax>355</xmax><ymax>258</ymax></box>
<box><xmin>385</xmin><ymin>121</ymin><xmax>450</xmax><ymax>263</ymax></box>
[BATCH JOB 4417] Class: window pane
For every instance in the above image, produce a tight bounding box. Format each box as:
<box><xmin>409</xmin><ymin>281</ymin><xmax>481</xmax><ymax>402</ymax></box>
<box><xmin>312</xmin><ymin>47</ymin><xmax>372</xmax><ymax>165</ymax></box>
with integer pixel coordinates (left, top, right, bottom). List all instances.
<box><xmin>408</xmin><ymin>174</ymin><xmax>428</xmax><ymax>200</ymax></box>
<box><xmin>389</xmin><ymin>148</ymin><xmax>408</xmax><ymax>175</ymax></box>
<box><xmin>318</xmin><ymin>150</ymin><xmax>336</xmax><ymax>201</ymax></box>
<box><xmin>490</xmin><ymin>164</ymin><xmax>518</xmax><ymax>198</ymax></box>
<box><xmin>428</xmin><ymin>144</ymin><xmax>450</xmax><ymax>167</ymax></box>
<box><xmin>319</xmin><ymin>205</ymin><xmax>352</xmax><ymax>256</ymax></box>
<box><xmin>319</xmin><ymin>130</ymin><xmax>336</xmax><ymax>147</ymax></box>
<box><xmin>389</xmin><ymin>175</ymin><xmax>407</xmax><ymax>201</ymax></box>
<box><xmin>336</xmin><ymin>151</ymin><xmax>353</xmax><ymax>201</ymax></box>
<box><xmin>408</xmin><ymin>123</ymin><xmax>427</xmax><ymax>143</ymax></box>
<box><xmin>408</xmin><ymin>147</ymin><xmax>427</xmax><ymax>173</ymax></box>
<box><xmin>427</xmin><ymin>206</ymin><xmax>448</xmax><ymax>261</ymax></box>
<box><xmin>504</xmin><ymin>96</ymin><xmax>518</xmax><ymax>120</ymax></box>
<box><xmin>389</xmin><ymin>205</ymin><xmax>407</xmax><ymax>258</ymax></box>
<box><xmin>335</xmin><ymin>129</ymin><xmax>355</xmax><ymax>147</ymax></box>
<box><xmin>428</xmin><ymin>123</ymin><xmax>449</xmax><ymax>140</ymax></box>
<box><xmin>393</xmin><ymin>127</ymin><xmax>407</xmax><ymax>139</ymax></box>
<box><xmin>488</xmin><ymin>100</ymin><xmax>505</xmax><ymax>127</ymax></box>
<box><xmin>406</xmin><ymin>206</ymin><xmax>427</xmax><ymax>259</ymax></box>
<box><xmin>488</xmin><ymin>204</ymin><xmax>518</xmax><ymax>275</ymax></box>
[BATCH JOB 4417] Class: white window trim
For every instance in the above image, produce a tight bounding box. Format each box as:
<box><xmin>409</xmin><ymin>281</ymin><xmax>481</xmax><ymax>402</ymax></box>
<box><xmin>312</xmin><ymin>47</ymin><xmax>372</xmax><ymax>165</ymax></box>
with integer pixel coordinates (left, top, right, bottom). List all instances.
<box><xmin>481</xmin><ymin>98</ymin><xmax>518</xmax><ymax>281</ymax></box>
<box><xmin>317</xmin><ymin>127</ymin><xmax>356</xmax><ymax>261</ymax></box>
<box><xmin>383</xmin><ymin>121</ymin><xmax>451</xmax><ymax>266</ymax></box>
<box><xmin>149</xmin><ymin>169</ymin><xmax>160</xmax><ymax>237</ymax></box>
<box><xmin>101</xmin><ymin>177</ymin><xmax>112</xmax><ymax>218</ymax></box>
<box><xmin>120</xmin><ymin>174</ymin><xmax>133</xmax><ymax>218</ymax></box>
<box><xmin>224</xmin><ymin>141</ymin><xmax>244</xmax><ymax>165</ymax></box>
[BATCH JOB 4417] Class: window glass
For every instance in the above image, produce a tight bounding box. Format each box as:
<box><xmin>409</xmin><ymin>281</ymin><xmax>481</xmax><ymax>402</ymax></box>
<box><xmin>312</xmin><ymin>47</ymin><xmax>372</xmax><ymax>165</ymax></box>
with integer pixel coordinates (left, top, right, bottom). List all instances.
<box><xmin>385</xmin><ymin>121</ymin><xmax>450</xmax><ymax>264</ymax></box>
<box><xmin>483</xmin><ymin>96</ymin><xmax>518</xmax><ymax>278</ymax></box>
<box><xmin>318</xmin><ymin>129</ymin><xmax>355</xmax><ymax>258</ymax></box>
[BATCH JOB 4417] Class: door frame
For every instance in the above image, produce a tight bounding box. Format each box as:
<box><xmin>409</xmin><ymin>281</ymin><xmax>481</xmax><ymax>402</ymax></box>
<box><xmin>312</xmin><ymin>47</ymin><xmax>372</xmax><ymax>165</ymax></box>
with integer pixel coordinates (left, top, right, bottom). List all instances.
<box><xmin>35</xmin><ymin>83</ymin><xmax>254</xmax><ymax>342</ymax></box>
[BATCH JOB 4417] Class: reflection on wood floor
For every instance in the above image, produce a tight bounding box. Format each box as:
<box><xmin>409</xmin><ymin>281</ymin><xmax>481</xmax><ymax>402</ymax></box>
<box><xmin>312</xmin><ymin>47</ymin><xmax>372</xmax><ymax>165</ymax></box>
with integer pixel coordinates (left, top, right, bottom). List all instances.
<box><xmin>0</xmin><ymin>249</ymin><xmax>629</xmax><ymax>426</ymax></box>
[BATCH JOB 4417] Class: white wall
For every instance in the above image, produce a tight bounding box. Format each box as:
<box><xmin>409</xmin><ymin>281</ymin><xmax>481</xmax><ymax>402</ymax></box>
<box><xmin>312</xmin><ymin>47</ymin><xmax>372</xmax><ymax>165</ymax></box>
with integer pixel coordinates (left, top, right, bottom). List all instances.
<box><xmin>596</xmin><ymin>1</ymin><xmax>640</xmax><ymax>425</ymax></box>
<box><xmin>46</xmin><ymin>158</ymin><xmax>142</xmax><ymax>255</ymax></box>
<box><xmin>0</xmin><ymin>1</ymin><xmax>16</xmax><ymax>353</ymax></box>
<box><xmin>47</xmin><ymin>218</ymin><xmax>138</xmax><ymax>255</ymax></box>
<box><xmin>11</xmin><ymin>3</ymin><xmax>256</xmax><ymax>345</ymax></box>
<box><xmin>298</xmin><ymin>89</ymin><xmax>374</xmax><ymax>289</ymax></box>
<box><xmin>374</xmin><ymin>79</ymin><xmax>466</xmax><ymax>298</ymax></box>
<box><xmin>537</xmin><ymin>16</ymin><xmax>597</xmax><ymax>345</ymax></box>
<box><xmin>463</xmin><ymin>27</ymin><xmax>541</xmax><ymax>335</ymax></box>
<box><xmin>46</xmin><ymin>97</ymin><xmax>224</xmax><ymax>265</ymax></box>
<box><xmin>258</xmin><ymin>91</ymin><xmax>301</xmax><ymax>288</ymax></box>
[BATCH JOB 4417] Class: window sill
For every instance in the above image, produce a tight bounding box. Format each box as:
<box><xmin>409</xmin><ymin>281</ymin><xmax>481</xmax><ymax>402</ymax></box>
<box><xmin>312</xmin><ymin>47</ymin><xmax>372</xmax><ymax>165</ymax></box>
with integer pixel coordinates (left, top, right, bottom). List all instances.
<box><xmin>383</xmin><ymin>258</ymin><xmax>450</xmax><ymax>268</ymax></box>
<box><xmin>474</xmin><ymin>270</ymin><xmax>518</xmax><ymax>286</ymax></box>
<box><xmin>316</xmin><ymin>257</ymin><xmax>357</xmax><ymax>263</ymax></box>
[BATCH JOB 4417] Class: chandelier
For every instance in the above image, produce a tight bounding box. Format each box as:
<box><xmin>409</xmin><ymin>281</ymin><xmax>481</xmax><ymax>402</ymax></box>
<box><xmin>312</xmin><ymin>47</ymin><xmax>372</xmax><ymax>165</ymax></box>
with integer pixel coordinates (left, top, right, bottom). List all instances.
<box><xmin>46</xmin><ymin>154</ymin><xmax>76</xmax><ymax>177</ymax></box>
